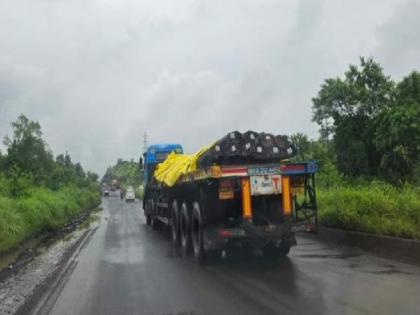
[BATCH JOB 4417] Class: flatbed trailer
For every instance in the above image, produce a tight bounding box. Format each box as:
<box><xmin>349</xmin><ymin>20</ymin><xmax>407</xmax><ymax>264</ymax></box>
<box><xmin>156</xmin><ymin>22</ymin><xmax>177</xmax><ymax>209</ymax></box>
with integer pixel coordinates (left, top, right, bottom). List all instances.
<box><xmin>143</xmin><ymin>160</ymin><xmax>318</xmax><ymax>262</ymax></box>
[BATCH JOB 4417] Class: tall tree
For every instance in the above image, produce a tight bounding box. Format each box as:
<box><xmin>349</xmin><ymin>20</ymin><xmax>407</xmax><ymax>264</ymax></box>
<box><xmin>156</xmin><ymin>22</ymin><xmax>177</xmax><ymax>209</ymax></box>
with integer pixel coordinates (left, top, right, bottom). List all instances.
<box><xmin>290</xmin><ymin>133</ymin><xmax>310</xmax><ymax>160</ymax></box>
<box><xmin>312</xmin><ymin>57</ymin><xmax>394</xmax><ymax>177</ymax></box>
<box><xmin>375</xmin><ymin>71</ymin><xmax>420</xmax><ymax>184</ymax></box>
<box><xmin>3</xmin><ymin>114</ymin><xmax>53</xmax><ymax>183</ymax></box>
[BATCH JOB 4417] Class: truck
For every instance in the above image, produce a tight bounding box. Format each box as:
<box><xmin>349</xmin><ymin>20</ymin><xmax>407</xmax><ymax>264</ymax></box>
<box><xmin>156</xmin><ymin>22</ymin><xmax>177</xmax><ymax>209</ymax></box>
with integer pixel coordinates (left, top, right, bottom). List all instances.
<box><xmin>142</xmin><ymin>135</ymin><xmax>318</xmax><ymax>263</ymax></box>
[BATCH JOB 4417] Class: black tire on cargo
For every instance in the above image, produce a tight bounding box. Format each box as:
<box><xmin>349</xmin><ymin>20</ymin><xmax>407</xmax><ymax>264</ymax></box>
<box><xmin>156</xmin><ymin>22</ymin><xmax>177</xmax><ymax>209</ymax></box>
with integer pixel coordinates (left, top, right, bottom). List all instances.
<box><xmin>262</xmin><ymin>241</ymin><xmax>291</xmax><ymax>259</ymax></box>
<box><xmin>170</xmin><ymin>200</ymin><xmax>180</xmax><ymax>246</ymax></box>
<box><xmin>180</xmin><ymin>202</ymin><xmax>192</xmax><ymax>257</ymax></box>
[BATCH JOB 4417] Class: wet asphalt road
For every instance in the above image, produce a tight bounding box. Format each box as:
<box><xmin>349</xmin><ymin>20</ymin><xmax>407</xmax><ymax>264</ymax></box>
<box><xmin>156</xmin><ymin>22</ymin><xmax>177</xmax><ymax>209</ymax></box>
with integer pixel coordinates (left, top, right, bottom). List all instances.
<box><xmin>45</xmin><ymin>196</ymin><xmax>420</xmax><ymax>315</ymax></box>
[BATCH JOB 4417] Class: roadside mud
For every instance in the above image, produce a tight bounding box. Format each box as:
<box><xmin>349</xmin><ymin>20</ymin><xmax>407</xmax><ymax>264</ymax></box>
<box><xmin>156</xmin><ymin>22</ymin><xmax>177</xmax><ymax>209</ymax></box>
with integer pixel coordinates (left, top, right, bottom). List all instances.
<box><xmin>0</xmin><ymin>206</ymin><xmax>102</xmax><ymax>315</ymax></box>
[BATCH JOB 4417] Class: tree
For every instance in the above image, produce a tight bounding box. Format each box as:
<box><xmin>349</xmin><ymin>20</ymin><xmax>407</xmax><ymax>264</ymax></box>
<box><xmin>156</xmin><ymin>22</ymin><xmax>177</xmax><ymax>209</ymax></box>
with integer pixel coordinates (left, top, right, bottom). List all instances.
<box><xmin>290</xmin><ymin>133</ymin><xmax>310</xmax><ymax>160</ymax></box>
<box><xmin>312</xmin><ymin>57</ymin><xmax>394</xmax><ymax>177</ymax></box>
<box><xmin>102</xmin><ymin>158</ymin><xmax>143</xmax><ymax>188</ymax></box>
<box><xmin>375</xmin><ymin>71</ymin><xmax>420</xmax><ymax>184</ymax></box>
<box><xmin>3</xmin><ymin>114</ymin><xmax>54</xmax><ymax>183</ymax></box>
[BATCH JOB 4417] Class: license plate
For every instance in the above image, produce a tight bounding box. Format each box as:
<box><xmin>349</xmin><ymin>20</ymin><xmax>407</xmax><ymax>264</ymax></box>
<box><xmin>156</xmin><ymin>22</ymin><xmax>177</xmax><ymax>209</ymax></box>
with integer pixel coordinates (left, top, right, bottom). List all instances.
<box><xmin>291</xmin><ymin>223</ymin><xmax>316</xmax><ymax>232</ymax></box>
<box><xmin>250</xmin><ymin>175</ymin><xmax>282</xmax><ymax>195</ymax></box>
<box><xmin>248</xmin><ymin>166</ymin><xmax>280</xmax><ymax>176</ymax></box>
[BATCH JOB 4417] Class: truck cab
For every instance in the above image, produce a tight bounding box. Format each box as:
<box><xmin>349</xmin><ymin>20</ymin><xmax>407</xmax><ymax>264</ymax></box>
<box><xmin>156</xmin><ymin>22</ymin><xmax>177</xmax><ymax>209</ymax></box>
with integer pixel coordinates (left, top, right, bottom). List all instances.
<box><xmin>143</xmin><ymin>144</ymin><xmax>183</xmax><ymax>184</ymax></box>
<box><xmin>143</xmin><ymin>144</ymin><xmax>183</xmax><ymax>211</ymax></box>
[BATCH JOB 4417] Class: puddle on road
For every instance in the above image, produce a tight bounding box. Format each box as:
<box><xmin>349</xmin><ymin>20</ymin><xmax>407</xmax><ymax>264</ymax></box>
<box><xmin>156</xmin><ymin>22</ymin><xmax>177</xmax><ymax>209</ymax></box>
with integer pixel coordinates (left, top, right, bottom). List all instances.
<box><xmin>295</xmin><ymin>252</ymin><xmax>361</xmax><ymax>259</ymax></box>
<box><xmin>297</xmin><ymin>242</ymin><xmax>317</xmax><ymax>246</ymax></box>
<box><xmin>295</xmin><ymin>246</ymin><xmax>332</xmax><ymax>252</ymax></box>
<box><xmin>0</xmin><ymin>237</ymin><xmax>43</xmax><ymax>274</ymax></box>
<box><xmin>347</xmin><ymin>262</ymin><xmax>414</xmax><ymax>275</ymax></box>
<box><xmin>77</xmin><ymin>213</ymin><xmax>101</xmax><ymax>230</ymax></box>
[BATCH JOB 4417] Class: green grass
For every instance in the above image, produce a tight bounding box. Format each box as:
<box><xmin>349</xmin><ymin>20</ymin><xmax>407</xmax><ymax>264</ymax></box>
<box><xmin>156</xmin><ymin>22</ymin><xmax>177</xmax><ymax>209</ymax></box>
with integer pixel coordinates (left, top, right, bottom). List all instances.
<box><xmin>0</xmin><ymin>185</ymin><xmax>100</xmax><ymax>254</ymax></box>
<box><xmin>318</xmin><ymin>182</ymin><xmax>420</xmax><ymax>239</ymax></box>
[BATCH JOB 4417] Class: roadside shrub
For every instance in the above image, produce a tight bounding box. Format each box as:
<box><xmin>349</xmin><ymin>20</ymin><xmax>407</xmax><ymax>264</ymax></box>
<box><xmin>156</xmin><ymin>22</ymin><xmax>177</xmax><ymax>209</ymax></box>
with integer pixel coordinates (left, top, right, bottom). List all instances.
<box><xmin>0</xmin><ymin>185</ymin><xmax>100</xmax><ymax>254</ymax></box>
<box><xmin>318</xmin><ymin>182</ymin><xmax>420</xmax><ymax>239</ymax></box>
<box><xmin>0</xmin><ymin>197</ymin><xmax>25</xmax><ymax>253</ymax></box>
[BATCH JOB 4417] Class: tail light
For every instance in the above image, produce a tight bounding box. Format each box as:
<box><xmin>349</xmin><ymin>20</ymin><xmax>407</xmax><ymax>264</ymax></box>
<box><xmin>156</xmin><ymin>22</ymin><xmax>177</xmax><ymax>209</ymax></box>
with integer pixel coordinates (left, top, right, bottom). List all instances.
<box><xmin>219</xmin><ymin>179</ymin><xmax>234</xmax><ymax>200</ymax></box>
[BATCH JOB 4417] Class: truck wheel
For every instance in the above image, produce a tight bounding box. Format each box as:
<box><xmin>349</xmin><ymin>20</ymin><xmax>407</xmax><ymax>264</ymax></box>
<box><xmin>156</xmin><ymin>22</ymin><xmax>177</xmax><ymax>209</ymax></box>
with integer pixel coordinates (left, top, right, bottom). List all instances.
<box><xmin>145</xmin><ymin>200</ymin><xmax>152</xmax><ymax>225</ymax></box>
<box><xmin>191</xmin><ymin>202</ymin><xmax>219</xmax><ymax>263</ymax></box>
<box><xmin>152</xmin><ymin>217</ymin><xmax>161</xmax><ymax>230</ymax></box>
<box><xmin>171</xmin><ymin>200</ymin><xmax>180</xmax><ymax>246</ymax></box>
<box><xmin>150</xmin><ymin>200</ymin><xmax>160</xmax><ymax>230</ymax></box>
<box><xmin>262</xmin><ymin>241</ymin><xmax>291</xmax><ymax>259</ymax></box>
<box><xmin>180</xmin><ymin>202</ymin><xmax>191</xmax><ymax>256</ymax></box>
<box><xmin>146</xmin><ymin>214</ymin><xmax>152</xmax><ymax>226</ymax></box>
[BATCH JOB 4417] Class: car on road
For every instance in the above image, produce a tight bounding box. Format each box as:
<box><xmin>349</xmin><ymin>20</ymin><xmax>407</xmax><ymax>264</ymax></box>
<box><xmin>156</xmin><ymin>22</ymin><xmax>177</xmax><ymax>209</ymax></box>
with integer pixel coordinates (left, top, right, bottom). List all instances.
<box><xmin>125</xmin><ymin>187</ymin><xmax>135</xmax><ymax>202</ymax></box>
<box><xmin>103</xmin><ymin>190</ymin><xmax>109</xmax><ymax>197</ymax></box>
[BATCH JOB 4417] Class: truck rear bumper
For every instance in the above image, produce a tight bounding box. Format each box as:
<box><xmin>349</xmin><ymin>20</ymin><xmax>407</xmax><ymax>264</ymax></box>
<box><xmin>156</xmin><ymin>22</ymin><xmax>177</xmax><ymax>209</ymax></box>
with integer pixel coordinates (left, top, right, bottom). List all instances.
<box><xmin>204</xmin><ymin>221</ymin><xmax>298</xmax><ymax>251</ymax></box>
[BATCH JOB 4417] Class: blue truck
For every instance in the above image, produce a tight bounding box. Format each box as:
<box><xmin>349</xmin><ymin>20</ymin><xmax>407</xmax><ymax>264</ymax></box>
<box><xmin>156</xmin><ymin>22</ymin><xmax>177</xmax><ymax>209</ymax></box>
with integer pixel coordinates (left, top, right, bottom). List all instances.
<box><xmin>142</xmin><ymin>141</ymin><xmax>318</xmax><ymax>263</ymax></box>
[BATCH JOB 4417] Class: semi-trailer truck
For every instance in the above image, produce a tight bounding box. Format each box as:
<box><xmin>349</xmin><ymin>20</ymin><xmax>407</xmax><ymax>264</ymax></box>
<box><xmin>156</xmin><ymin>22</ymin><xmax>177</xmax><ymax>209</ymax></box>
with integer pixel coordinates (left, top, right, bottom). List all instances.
<box><xmin>142</xmin><ymin>134</ymin><xmax>318</xmax><ymax>263</ymax></box>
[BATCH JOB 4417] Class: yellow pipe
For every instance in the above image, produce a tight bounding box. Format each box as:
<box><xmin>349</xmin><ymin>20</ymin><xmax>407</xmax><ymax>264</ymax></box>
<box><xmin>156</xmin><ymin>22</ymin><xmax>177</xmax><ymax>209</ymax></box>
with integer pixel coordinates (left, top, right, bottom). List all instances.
<box><xmin>282</xmin><ymin>176</ymin><xmax>292</xmax><ymax>216</ymax></box>
<box><xmin>241</xmin><ymin>177</ymin><xmax>252</xmax><ymax>220</ymax></box>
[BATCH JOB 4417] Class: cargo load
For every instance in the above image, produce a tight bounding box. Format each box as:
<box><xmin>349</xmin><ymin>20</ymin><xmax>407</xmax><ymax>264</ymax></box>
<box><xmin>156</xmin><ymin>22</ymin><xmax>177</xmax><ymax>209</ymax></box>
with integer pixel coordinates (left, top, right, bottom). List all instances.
<box><xmin>154</xmin><ymin>131</ymin><xmax>297</xmax><ymax>186</ymax></box>
<box><xmin>197</xmin><ymin>130</ymin><xmax>296</xmax><ymax>168</ymax></box>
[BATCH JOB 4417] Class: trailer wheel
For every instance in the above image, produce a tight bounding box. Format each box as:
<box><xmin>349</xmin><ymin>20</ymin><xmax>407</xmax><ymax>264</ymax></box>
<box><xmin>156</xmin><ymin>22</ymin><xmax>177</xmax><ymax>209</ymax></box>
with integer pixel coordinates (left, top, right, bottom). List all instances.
<box><xmin>145</xmin><ymin>200</ymin><xmax>152</xmax><ymax>225</ymax></box>
<box><xmin>150</xmin><ymin>200</ymin><xmax>160</xmax><ymax>230</ymax></box>
<box><xmin>191</xmin><ymin>202</ymin><xmax>219</xmax><ymax>263</ymax></box>
<box><xmin>152</xmin><ymin>217</ymin><xmax>161</xmax><ymax>230</ymax></box>
<box><xmin>170</xmin><ymin>200</ymin><xmax>180</xmax><ymax>246</ymax></box>
<box><xmin>262</xmin><ymin>241</ymin><xmax>291</xmax><ymax>259</ymax></box>
<box><xmin>146</xmin><ymin>214</ymin><xmax>152</xmax><ymax>226</ymax></box>
<box><xmin>180</xmin><ymin>202</ymin><xmax>192</xmax><ymax>256</ymax></box>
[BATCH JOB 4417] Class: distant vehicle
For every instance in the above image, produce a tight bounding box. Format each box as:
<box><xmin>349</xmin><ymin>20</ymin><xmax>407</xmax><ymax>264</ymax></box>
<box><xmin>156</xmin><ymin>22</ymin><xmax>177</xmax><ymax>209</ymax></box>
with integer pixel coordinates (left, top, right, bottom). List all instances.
<box><xmin>125</xmin><ymin>187</ymin><xmax>135</xmax><ymax>202</ymax></box>
<box><xmin>111</xmin><ymin>179</ymin><xmax>119</xmax><ymax>191</ymax></box>
<box><xmin>103</xmin><ymin>190</ymin><xmax>109</xmax><ymax>197</ymax></box>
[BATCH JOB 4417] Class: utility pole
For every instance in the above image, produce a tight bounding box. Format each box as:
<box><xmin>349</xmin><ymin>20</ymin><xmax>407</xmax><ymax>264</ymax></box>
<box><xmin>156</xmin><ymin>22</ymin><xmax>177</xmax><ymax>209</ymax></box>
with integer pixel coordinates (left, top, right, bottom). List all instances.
<box><xmin>143</xmin><ymin>131</ymin><xmax>148</xmax><ymax>153</ymax></box>
<box><xmin>139</xmin><ymin>131</ymin><xmax>148</xmax><ymax>173</ymax></box>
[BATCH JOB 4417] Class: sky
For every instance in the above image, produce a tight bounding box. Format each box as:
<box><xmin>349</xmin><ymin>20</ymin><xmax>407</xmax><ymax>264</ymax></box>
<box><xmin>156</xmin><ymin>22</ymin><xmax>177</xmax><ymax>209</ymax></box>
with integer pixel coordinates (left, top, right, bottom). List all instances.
<box><xmin>0</xmin><ymin>0</ymin><xmax>419</xmax><ymax>176</ymax></box>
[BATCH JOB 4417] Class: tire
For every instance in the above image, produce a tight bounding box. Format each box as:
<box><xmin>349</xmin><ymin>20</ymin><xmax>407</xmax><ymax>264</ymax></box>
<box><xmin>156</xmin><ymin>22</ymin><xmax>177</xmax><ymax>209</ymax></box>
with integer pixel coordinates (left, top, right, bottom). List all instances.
<box><xmin>150</xmin><ymin>200</ymin><xmax>160</xmax><ymax>230</ymax></box>
<box><xmin>145</xmin><ymin>200</ymin><xmax>152</xmax><ymax>225</ymax></box>
<box><xmin>262</xmin><ymin>241</ymin><xmax>291</xmax><ymax>259</ymax></box>
<box><xmin>171</xmin><ymin>200</ymin><xmax>180</xmax><ymax>246</ymax></box>
<box><xmin>191</xmin><ymin>202</ymin><xmax>219</xmax><ymax>264</ymax></box>
<box><xmin>180</xmin><ymin>202</ymin><xmax>192</xmax><ymax>257</ymax></box>
<box><xmin>152</xmin><ymin>217</ymin><xmax>161</xmax><ymax>230</ymax></box>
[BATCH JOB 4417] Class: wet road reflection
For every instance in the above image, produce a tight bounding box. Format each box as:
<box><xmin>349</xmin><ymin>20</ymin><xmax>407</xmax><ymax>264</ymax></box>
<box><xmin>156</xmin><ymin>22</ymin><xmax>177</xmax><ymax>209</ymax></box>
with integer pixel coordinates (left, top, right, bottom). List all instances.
<box><xmin>48</xmin><ymin>197</ymin><xmax>420</xmax><ymax>315</ymax></box>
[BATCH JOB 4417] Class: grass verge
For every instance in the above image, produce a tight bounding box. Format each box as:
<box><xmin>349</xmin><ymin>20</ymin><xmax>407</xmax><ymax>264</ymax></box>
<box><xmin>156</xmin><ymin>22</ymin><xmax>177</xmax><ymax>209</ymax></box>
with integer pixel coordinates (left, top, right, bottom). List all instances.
<box><xmin>0</xmin><ymin>185</ymin><xmax>100</xmax><ymax>255</ymax></box>
<box><xmin>318</xmin><ymin>182</ymin><xmax>420</xmax><ymax>239</ymax></box>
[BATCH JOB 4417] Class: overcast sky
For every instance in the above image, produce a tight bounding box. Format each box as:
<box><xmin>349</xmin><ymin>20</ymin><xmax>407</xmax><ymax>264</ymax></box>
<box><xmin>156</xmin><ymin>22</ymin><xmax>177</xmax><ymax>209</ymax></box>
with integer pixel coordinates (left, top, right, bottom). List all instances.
<box><xmin>0</xmin><ymin>0</ymin><xmax>419</xmax><ymax>175</ymax></box>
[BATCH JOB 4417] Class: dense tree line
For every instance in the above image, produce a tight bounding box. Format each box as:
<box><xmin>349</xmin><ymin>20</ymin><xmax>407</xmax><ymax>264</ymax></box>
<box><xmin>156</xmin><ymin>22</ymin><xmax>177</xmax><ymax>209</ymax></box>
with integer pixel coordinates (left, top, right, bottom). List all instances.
<box><xmin>0</xmin><ymin>115</ymin><xmax>101</xmax><ymax>253</ymax></box>
<box><xmin>102</xmin><ymin>158</ymin><xmax>143</xmax><ymax>189</ymax></box>
<box><xmin>309</xmin><ymin>57</ymin><xmax>420</xmax><ymax>185</ymax></box>
<box><xmin>0</xmin><ymin>114</ymin><xmax>98</xmax><ymax>196</ymax></box>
